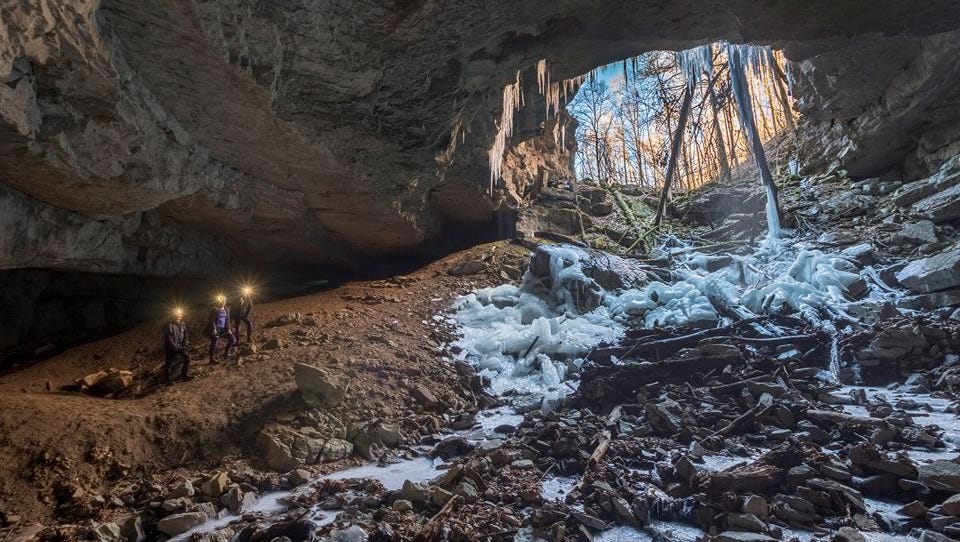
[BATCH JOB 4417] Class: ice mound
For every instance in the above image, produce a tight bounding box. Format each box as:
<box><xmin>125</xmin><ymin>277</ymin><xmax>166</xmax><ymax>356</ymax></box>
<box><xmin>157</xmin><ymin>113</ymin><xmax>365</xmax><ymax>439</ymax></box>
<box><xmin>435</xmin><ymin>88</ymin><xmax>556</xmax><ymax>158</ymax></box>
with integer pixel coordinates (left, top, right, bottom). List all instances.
<box><xmin>449</xmin><ymin>241</ymin><xmax>881</xmax><ymax>397</ymax></box>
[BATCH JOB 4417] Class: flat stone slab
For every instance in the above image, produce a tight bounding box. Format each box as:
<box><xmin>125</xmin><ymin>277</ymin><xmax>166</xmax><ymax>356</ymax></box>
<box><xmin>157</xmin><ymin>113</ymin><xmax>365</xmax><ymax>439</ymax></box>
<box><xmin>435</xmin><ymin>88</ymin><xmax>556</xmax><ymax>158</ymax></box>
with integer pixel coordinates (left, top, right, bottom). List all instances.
<box><xmin>896</xmin><ymin>246</ymin><xmax>960</xmax><ymax>293</ymax></box>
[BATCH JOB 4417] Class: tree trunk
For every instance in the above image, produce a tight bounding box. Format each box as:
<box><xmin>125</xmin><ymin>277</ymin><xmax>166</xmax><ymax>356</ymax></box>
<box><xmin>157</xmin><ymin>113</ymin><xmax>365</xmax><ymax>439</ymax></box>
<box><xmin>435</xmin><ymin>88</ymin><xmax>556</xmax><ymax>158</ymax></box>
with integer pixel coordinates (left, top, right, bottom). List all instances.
<box><xmin>768</xmin><ymin>51</ymin><xmax>796</xmax><ymax>131</ymax></box>
<box><xmin>708</xmin><ymin>85</ymin><xmax>732</xmax><ymax>182</ymax></box>
<box><xmin>653</xmin><ymin>86</ymin><xmax>693</xmax><ymax>225</ymax></box>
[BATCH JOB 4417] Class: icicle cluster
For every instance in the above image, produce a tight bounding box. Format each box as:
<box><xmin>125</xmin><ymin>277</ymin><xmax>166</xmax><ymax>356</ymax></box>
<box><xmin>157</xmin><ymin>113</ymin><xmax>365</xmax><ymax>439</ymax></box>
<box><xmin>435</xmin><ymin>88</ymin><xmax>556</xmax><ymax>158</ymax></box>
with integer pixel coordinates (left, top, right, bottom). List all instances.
<box><xmin>489</xmin><ymin>60</ymin><xmax>590</xmax><ymax>190</ymax></box>
<box><xmin>488</xmin><ymin>71</ymin><xmax>523</xmax><ymax>192</ymax></box>
<box><xmin>675</xmin><ymin>44</ymin><xmax>713</xmax><ymax>89</ymax></box>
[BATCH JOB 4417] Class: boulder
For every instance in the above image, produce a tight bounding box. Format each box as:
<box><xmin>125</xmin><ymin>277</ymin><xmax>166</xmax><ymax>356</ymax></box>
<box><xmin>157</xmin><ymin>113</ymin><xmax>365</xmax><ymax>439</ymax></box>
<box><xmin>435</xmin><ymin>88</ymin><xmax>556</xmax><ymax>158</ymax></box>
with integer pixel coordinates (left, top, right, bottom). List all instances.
<box><xmin>90</xmin><ymin>522</ymin><xmax>121</xmax><ymax>542</ymax></box>
<box><xmin>401</xmin><ymin>481</ymin><xmax>431</xmax><ymax>503</ymax></box>
<box><xmin>392</xmin><ymin>499</ymin><xmax>413</xmax><ymax>512</ymax></box>
<box><xmin>896</xmin><ymin>247</ymin><xmax>960</xmax><ymax>293</ymax></box>
<box><xmin>288</xmin><ymin>469</ymin><xmax>311</xmax><ymax>487</ymax></box>
<box><xmin>200</xmin><ymin>471</ymin><xmax>230</xmax><ymax>497</ymax></box>
<box><xmin>88</xmin><ymin>370</ymin><xmax>134</xmax><ymax>395</ymax></box>
<box><xmin>433</xmin><ymin>436</ymin><xmax>475</xmax><ymax>459</ymax></box>
<box><xmin>448</xmin><ymin>260</ymin><xmax>486</xmax><ymax>276</ymax></box>
<box><xmin>834</xmin><ymin>526</ymin><xmax>866</xmax><ymax>542</ymax></box>
<box><xmin>918</xmin><ymin>460</ymin><xmax>960</xmax><ymax>492</ymax></box>
<box><xmin>294</xmin><ymin>363</ymin><xmax>348</xmax><ymax>407</ymax></box>
<box><xmin>528</xmin><ymin>244</ymin><xmax>657</xmax><ymax>292</ymax></box>
<box><xmin>79</xmin><ymin>371</ymin><xmax>108</xmax><ymax>388</ymax></box>
<box><xmin>897</xmin><ymin>500</ymin><xmax>928</xmax><ymax>518</ymax></box>
<box><xmin>352</xmin><ymin>422</ymin><xmax>401</xmax><ymax>460</ymax></box>
<box><xmin>912</xmin><ymin>183</ymin><xmax>960</xmax><ymax>223</ymax></box>
<box><xmin>920</xmin><ymin>530</ymin><xmax>955</xmax><ymax>542</ymax></box>
<box><xmin>943</xmin><ymin>494</ymin><xmax>960</xmax><ymax>516</ymax></box>
<box><xmin>119</xmin><ymin>515</ymin><xmax>144</xmax><ymax>542</ymax></box>
<box><xmin>220</xmin><ymin>486</ymin><xmax>255</xmax><ymax>513</ymax></box>
<box><xmin>317</xmin><ymin>438</ymin><xmax>353</xmax><ymax>462</ymax></box>
<box><xmin>167</xmin><ymin>480</ymin><xmax>195</xmax><ymax>499</ymax></box>
<box><xmin>743</xmin><ymin>495</ymin><xmax>769</xmax><ymax>519</ymax></box>
<box><xmin>726</xmin><ymin>513</ymin><xmax>767</xmax><ymax>533</ymax></box>
<box><xmin>411</xmin><ymin>385</ymin><xmax>440</xmax><ymax>409</ymax></box>
<box><xmin>895</xmin><ymin>220</ymin><xmax>938</xmax><ymax>244</ymax></box>
<box><xmin>892</xmin><ymin>179</ymin><xmax>940</xmax><ymax>207</ymax></box>
<box><xmin>645</xmin><ymin>399</ymin><xmax>684</xmax><ymax>434</ymax></box>
<box><xmin>258</xmin><ymin>423</ymin><xmax>355</xmax><ymax>472</ymax></box>
<box><xmin>156</xmin><ymin>512</ymin><xmax>206</xmax><ymax>536</ymax></box>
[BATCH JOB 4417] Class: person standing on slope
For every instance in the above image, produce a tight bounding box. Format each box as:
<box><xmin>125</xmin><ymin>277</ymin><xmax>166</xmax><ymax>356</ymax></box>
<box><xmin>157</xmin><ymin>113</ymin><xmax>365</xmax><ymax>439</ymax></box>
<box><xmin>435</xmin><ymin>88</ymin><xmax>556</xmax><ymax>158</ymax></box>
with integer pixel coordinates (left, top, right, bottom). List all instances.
<box><xmin>206</xmin><ymin>295</ymin><xmax>235</xmax><ymax>364</ymax></box>
<box><xmin>232</xmin><ymin>286</ymin><xmax>254</xmax><ymax>344</ymax></box>
<box><xmin>163</xmin><ymin>308</ymin><xmax>192</xmax><ymax>383</ymax></box>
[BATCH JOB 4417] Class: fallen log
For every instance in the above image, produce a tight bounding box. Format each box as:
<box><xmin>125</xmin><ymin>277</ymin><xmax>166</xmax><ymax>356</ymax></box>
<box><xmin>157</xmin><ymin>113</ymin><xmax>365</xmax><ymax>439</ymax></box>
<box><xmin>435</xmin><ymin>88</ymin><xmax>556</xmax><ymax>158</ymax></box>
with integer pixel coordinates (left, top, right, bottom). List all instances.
<box><xmin>711</xmin><ymin>403</ymin><xmax>771</xmax><ymax>439</ymax></box>
<box><xmin>569</xmin><ymin>406</ymin><xmax>623</xmax><ymax>499</ymax></box>
<box><xmin>577</xmin><ymin>352</ymin><xmax>742</xmax><ymax>406</ymax></box>
<box><xmin>416</xmin><ymin>495</ymin><xmax>463</xmax><ymax>540</ymax></box>
<box><xmin>587</xmin><ymin>317</ymin><xmax>767</xmax><ymax>363</ymax></box>
<box><xmin>698</xmin><ymin>463</ymin><xmax>786</xmax><ymax>499</ymax></box>
<box><xmin>698</xmin><ymin>333</ymin><xmax>823</xmax><ymax>347</ymax></box>
<box><xmin>805</xmin><ymin>409</ymin><xmax>888</xmax><ymax>428</ymax></box>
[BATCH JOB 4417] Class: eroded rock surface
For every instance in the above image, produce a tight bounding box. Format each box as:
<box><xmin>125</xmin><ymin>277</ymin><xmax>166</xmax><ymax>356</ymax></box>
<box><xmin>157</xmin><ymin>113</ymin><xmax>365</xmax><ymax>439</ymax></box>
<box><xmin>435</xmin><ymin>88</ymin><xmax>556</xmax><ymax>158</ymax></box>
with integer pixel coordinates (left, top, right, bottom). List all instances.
<box><xmin>3</xmin><ymin>1</ymin><xmax>960</xmax><ymax>278</ymax></box>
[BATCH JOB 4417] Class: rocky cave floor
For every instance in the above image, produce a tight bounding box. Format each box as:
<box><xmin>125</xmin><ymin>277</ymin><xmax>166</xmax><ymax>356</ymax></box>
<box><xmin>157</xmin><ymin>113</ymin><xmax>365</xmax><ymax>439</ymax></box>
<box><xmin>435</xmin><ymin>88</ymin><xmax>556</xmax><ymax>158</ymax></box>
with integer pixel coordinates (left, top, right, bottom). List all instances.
<box><xmin>2</xmin><ymin>158</ymin><xmax>960</xmax><ymax>542</ymax></box>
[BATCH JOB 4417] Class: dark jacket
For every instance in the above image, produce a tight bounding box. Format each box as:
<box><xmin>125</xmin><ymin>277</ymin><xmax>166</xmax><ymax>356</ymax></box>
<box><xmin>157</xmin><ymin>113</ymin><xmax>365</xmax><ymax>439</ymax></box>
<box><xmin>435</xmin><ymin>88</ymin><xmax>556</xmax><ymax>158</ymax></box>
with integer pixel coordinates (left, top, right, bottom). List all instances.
<box><xmin>163</xmin><ymin>321</ymin><xmax>189</xmax><ymax>352</ymax></box>
<box><xmin>233</xmin><ymin>297</ymin><xmax>253</xmax><ymax>319</ymax></box>
<box><xmin>205</xmin><ymin>306</ymin><xmax>231</xmax><ymax>337</ymax></box>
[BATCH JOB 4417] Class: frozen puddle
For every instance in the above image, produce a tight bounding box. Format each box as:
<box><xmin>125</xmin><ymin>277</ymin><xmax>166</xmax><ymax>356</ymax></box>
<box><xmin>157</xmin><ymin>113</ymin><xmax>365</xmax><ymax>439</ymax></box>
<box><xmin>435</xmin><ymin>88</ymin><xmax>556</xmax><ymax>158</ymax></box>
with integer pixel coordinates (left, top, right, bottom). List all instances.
<box><xmin>323</xmin><ymin>456</ymin><xmax>443</xmax><ymax>490</ymax></box>
<box><xmin>541</xmin><ymin>475</ymin><xmax>578</xmax><ymax>502</ymax></box>
<box><xmin>477</xmin><ymin>406</ymin><xmax>524</xmax><ymax>434</ymax></box>
<box><xmin>592</xmin><ymin>521</ymin><xmax>706</xmax><ymax>542</ymax></box>
<box><xmin>698</xmin><ymin>454</ymin><xmax>753</xmax><ymax>472</ymax></box>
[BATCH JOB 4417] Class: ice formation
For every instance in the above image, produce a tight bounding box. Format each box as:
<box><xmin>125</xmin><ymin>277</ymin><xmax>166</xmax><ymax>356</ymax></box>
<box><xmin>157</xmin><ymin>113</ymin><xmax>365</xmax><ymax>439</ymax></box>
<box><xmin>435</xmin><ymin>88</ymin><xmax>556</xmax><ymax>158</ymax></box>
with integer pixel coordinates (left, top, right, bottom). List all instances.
<box><xmin>449</xmin><ymin>239</ymin><xmax>877</xmax><ymax>398</ymax></box>
<box><xmin>675</xmin><ymin>44</ymin><xmax>713</xmax><ymax>89</ymax></box>
<box><xmin>490</xmin><ymin>59</ymin><xmax>596</xmax><ymax>187</ymax></box>
<box><xmin>488</xmin><ymin>71</ymin><xmax>523</xmax><ymax>192</ymax></box>
<box><xmin>726</xmin><ymin>43</ymin><xmax>782</xmax><ymax>241</ymax></box>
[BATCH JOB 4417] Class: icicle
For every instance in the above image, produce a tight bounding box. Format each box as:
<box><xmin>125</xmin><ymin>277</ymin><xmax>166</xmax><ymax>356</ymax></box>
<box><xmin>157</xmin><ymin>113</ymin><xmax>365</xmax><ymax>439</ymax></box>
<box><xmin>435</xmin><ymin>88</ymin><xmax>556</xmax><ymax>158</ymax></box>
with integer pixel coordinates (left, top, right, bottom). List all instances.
<box><xmin>727</xmin><ymin>43</ymin><xmax>781</xmax><ymax>241</ymax></box>
<box><xmin>675</xmin><ymin>44</ymin><xmax>712</xmax><ymax>89</ymax></box>
<box><xmin>536</xmin><ymin>59</ymin><xmax>547</xmax><ymax>95</ymax></box>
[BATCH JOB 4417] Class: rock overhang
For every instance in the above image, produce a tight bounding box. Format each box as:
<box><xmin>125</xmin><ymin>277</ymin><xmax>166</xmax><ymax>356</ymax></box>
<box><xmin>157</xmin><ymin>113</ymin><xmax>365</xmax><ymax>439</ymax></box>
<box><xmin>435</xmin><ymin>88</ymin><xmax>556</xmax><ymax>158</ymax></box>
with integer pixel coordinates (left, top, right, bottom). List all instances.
<box><xmin>3</xmin><ymin>0</ymin><xmax>960</xmax><ymax>276</ymax></box>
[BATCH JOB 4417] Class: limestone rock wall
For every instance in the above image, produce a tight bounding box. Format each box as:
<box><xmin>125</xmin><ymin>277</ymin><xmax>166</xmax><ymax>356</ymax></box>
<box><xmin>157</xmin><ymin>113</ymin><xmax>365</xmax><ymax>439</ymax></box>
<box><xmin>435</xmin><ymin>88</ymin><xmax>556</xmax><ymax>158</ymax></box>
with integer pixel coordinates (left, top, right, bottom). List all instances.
<box><xmin>4</xmin><ymin>1</ymin><xmax>960</xmax><ymax>277</ymax></box>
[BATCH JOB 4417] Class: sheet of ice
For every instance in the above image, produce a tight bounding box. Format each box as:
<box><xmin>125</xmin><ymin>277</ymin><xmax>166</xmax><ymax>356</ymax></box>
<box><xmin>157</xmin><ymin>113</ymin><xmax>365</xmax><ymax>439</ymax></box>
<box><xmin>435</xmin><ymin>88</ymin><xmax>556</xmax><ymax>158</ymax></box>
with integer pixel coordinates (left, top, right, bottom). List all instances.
<box><xmin>593</xmin><ymin>521</ymin><xmax>707</xmax><ymax>542</ymax></box>
<box><xmin>541</xmin><ymin>475</ymin><xmax>578</xmax><ymax>502</ymax></box>
<box><xmin>476</xmin><ymin>407</ymin><xmax>524</xmax><ymax>434</ymax></box>
<box><xmin>698</xmin><ymin>454</ymin><xmax>752</xmax><ymax>472</ymax></box>
<box><xmin>865</xmin><ymin>498</ymin><xmax>907</xmax><ymax>517</ymax></box>
<box><xmin>593</xmin><ymin>526</ymin><xmax>653</xmax><ymax>542</ymax></box>
<box><xmin>323</xmin><ymin>457</ymin><xmax>444</xmax><ymax>490</ymax></box>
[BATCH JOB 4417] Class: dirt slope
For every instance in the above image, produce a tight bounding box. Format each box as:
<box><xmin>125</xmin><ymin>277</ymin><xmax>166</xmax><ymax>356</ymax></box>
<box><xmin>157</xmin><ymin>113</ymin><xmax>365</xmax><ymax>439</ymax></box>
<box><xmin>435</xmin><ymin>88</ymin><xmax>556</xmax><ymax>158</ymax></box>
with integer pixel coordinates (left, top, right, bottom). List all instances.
<box><xmin>0</xmin><ymin>242</ymin><xmax>528</xmax><ymax>525</ymax></box>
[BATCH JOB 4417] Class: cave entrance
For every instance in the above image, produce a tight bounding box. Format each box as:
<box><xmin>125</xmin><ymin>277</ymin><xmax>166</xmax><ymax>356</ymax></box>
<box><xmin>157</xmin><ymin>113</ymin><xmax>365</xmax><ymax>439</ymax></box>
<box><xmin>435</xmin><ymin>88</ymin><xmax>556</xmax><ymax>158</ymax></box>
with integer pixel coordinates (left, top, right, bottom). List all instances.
<box><xmin>499</xmin><ymin>42</ymin><xmax>798</xmax><ymax>246</ymax></box>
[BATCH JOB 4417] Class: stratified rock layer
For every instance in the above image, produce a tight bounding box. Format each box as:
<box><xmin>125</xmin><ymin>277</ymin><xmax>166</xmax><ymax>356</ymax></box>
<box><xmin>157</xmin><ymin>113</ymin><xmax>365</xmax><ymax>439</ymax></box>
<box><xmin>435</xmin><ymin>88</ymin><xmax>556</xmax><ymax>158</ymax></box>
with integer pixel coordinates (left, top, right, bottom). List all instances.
<box><xmin>3</xmin><ymin>1</ymin><xmax>960</xmax><ymax>276</ymax></box>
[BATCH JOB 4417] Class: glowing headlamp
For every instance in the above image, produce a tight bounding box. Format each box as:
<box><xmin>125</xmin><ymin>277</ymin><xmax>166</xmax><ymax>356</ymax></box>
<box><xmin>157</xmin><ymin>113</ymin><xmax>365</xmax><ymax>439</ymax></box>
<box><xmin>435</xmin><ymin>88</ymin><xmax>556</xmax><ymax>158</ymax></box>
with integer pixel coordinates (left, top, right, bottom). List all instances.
<box><xmin>241</xmin><ymin>285</ymin><xmax>254</xmax><ymax>296</ymax></box>
<box><xmin>215</xmin><ymin>294</ymin><xmax>226</xmax><ymax>304</ymax></box>
<box><xmin>174</xmin><ymin>307</ymin><xmax>184</xmax><ymax>318</ymax></box>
